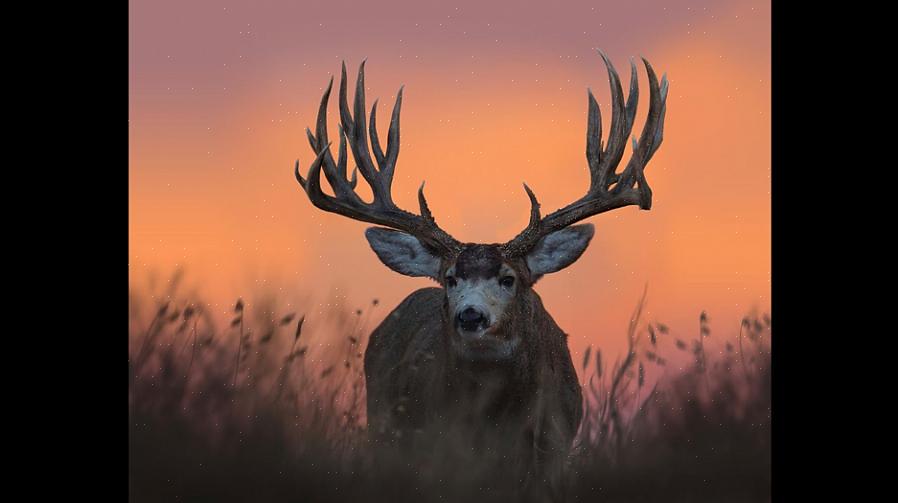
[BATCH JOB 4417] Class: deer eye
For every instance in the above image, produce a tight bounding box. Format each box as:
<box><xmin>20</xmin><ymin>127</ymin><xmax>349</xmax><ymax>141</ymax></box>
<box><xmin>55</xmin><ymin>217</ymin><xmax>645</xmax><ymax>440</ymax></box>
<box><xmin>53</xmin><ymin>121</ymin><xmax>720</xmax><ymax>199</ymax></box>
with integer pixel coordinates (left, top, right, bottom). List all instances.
<box><xmin>499</xmin><ymin>276</ymin><xmax>515</xmax><ymax>288</ymax></box>
<box><xmin>445</xmin><ymin>276</ymin><xmax>457</xmax><ymax>288</ymax></box>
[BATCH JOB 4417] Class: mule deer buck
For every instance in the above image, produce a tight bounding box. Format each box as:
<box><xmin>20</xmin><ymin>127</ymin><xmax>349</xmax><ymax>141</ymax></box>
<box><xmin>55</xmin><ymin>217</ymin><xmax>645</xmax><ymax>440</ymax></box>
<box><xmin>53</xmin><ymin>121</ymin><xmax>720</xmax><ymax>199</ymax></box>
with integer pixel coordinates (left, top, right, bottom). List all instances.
<box><xmin>293</xmin><ymin>51</ymin><xmax>667</xmax><ymax>485</ymax></box>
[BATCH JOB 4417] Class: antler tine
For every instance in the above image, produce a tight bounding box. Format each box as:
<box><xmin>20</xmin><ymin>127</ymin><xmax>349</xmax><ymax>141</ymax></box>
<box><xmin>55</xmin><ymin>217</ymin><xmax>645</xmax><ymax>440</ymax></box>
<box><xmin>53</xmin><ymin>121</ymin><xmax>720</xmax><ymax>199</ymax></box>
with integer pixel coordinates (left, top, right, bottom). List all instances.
<box><xmin>295</xmin><ymin>62</ymin><xmax>461</xmax><ymax>257</ymax></box>
<box><xmin>337</xmin><ymin>123</ymin><xmax>349</xmax><ymax>182</ymax></box>
<box><xmin>370</xmin><ymin>98</ymin><xmax>386</xmax><ymax>168</ymax></box>
<box><xmin>585</xmin><ymin>88</ymin><xmax>602</xmax><ymax>187</ymax></box>
<box><xmin>645</xmin><ymin>73</ymin><xmax>669</xmax><ymax>165</ymax></box>
<box><xmin>294</xmin><ymin>159</ymin><xmax>306</xmax><ymax>188</ymax></box>
<box><xmin>338</xmin><ymin>62</ymin><xmax>355</xmax><ymax>133</ymax></box>
<box><xmin>418</xmin><ymin>181</ymin><xmax>434</xmax><ymax>221</ymax></box>
<box><xmin>314</xmin><ymin>76</ymin><xmax>333</xmax><ymax>148</ymax></box>
<box><xmin>594</xmin><ymin>51</ymin><xmax>639</xmax><ymax>190</ymax></box>
<box><xmin>502</xmin><ymin>51</ymin><xmax>668</xmax><ymax>258</ymax></box>
<box><xmin>382</xmin><ymin>86</ymin><xmax>403</xmax><ymax>186</ymax></box>
<box><xmin>305</xmin><ymin>77</ymin><xmax>358</xmax><ymax>202</ymax></box>
<box><xmin>367</xmin><ymin>85</ymin><xmax>403</xmax><ymax>188</ymax></box>
<box><xmin>304</xmin><ymin>141</ymin><xmax>336</xmax><ymax>208</ymax></box>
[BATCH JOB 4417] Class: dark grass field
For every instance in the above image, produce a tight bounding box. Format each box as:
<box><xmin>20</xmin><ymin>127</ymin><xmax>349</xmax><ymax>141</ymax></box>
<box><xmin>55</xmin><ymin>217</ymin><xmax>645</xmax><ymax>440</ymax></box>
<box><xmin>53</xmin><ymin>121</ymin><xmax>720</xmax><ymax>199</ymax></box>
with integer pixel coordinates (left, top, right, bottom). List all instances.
<box><xmin>128</xmin><ymin>279</ymin><xmax>770</xmax><ymax>502</ymax></box>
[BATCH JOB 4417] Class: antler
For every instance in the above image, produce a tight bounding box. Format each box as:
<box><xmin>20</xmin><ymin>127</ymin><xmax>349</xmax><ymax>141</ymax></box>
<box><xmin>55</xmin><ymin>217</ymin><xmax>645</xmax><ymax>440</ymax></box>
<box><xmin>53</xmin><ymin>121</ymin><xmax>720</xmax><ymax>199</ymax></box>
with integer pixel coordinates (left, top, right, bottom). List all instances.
<box><xmin>501</xmin><ymin>51</ymin><xmax>669</xmax><ymax>257</ymax></box>
<box><xmin>294</xmin><ymin>61</ymin><xmax>461</xmax><ymax>257</ymax></box>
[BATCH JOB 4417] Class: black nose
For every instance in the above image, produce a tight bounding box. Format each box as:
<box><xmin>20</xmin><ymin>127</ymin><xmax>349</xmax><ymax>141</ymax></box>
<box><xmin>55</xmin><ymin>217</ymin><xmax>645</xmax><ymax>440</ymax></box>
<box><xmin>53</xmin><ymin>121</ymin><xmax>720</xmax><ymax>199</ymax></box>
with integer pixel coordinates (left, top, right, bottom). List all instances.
<box><xmin>457</xmin><ymin>307</ymin><xmax>486</xmax><ymax>331</ymax></box>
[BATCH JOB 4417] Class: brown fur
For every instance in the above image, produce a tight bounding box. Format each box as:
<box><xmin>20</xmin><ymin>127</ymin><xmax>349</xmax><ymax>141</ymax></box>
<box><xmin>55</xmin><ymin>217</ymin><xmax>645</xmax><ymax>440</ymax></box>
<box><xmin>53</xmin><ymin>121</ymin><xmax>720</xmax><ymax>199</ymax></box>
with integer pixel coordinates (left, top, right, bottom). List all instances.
<box><xmin>453</xmin><ymin>245</ymin><xmax>504</xmax><ymax>280</ymax></box>
<box><xmin>365</xmin><ymin>279</ymin><xmax>583</xmax><ymax>483</ymax></box>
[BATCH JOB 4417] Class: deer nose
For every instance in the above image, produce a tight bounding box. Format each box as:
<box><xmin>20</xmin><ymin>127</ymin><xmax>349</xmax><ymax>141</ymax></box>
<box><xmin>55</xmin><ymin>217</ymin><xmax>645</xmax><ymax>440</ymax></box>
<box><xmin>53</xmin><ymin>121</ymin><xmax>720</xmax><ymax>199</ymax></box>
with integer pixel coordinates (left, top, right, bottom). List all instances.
<box><xmin>457</xmin><ymin>307</ymin><xmax>487</xmax><ymax>331</ymax></box>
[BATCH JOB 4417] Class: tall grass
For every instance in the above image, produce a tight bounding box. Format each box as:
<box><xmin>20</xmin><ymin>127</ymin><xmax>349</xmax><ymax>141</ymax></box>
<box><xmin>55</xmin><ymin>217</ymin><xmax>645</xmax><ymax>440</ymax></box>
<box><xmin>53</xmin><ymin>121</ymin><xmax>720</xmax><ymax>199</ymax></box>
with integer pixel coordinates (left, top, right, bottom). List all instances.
<box><xmin>128</xmin><ymin>276</ymin><xmax>770</xmax><ymax>502</ymax></box>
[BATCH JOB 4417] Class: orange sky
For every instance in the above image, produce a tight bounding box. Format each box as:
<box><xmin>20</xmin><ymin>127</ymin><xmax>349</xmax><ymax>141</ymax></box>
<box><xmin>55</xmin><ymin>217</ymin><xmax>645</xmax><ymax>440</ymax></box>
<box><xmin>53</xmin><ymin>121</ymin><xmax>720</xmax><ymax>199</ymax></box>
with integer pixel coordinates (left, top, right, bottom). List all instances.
<box><xmin>130</xmin><ymin>0</ymin><xmax>770</xmax><ymax>363</ymax></box>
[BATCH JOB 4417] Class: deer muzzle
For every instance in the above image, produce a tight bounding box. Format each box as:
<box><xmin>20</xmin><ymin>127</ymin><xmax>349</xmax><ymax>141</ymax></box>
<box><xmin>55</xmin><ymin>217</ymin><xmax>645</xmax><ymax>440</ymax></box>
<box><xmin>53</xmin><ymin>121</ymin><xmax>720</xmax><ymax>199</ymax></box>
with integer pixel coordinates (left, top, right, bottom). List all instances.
<box><xmin>457</xmin><ymin>306</ymin><xmax>489</xmax><ymax>333</ymax></box>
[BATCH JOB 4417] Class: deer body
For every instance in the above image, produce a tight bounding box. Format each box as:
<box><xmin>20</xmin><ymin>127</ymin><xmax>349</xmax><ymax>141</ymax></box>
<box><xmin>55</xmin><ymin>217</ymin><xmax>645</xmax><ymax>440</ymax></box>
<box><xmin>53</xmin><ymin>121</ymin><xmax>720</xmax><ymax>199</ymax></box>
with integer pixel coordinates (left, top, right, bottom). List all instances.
<box><xmin>365</xmin><ymin>285</ymin><xmax>582</xmax><ymax>468</ymax></box>
<box><xmin>292</xmin><ymin>51</ymin><xmax>667</xmax><ymax>483</ymax></box>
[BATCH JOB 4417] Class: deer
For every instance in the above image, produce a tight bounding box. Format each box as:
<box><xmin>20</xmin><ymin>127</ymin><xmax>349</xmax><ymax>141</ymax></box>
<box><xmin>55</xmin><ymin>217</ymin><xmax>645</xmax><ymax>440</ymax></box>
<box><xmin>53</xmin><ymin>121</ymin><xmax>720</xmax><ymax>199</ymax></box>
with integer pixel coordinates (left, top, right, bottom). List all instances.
<box><xmin>292</xmin><ymin>51</ymin><xmax>668</xmax><ymax>490</ymax></box>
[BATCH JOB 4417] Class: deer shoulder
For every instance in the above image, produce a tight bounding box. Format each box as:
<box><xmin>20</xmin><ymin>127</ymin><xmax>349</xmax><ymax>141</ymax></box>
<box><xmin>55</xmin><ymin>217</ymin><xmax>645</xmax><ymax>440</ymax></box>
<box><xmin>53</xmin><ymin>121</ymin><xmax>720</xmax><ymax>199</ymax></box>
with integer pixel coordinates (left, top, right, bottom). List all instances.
<box><xmin>364</xmin><ymin>287</ymin><xmax>445</xmax><ymax>438</ymax></box>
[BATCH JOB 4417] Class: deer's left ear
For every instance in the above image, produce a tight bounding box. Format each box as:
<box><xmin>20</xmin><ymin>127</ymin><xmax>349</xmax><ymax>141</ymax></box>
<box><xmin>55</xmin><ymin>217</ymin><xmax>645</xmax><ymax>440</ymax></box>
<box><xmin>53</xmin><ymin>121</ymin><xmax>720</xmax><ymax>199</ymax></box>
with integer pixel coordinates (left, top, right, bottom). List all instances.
<box><xmin>526</xmin><ymin>224</ymin><xmax>595</xmax><ymax>281</ymax></box>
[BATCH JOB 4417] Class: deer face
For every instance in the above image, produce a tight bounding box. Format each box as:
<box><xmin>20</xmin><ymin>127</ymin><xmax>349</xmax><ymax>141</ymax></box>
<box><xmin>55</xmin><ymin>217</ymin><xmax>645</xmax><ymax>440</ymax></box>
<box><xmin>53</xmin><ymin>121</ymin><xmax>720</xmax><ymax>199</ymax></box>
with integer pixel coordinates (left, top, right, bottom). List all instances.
<box><xmin>365</xmin><ymin>225</ymin><xmax>594</xmax><ymax>362</ymax></box>
<box><xmin>443</xmin><ymin>245</ymin><xmax>520</xmax><ymax>361</ymax></box>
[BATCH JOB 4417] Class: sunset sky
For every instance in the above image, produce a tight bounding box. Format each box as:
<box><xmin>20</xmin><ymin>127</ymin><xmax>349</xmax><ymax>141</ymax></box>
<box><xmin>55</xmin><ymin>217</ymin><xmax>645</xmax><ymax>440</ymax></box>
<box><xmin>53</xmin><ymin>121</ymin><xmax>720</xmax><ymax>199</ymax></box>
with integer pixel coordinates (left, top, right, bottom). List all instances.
<box><xmin>129</xmin><ymin>0</ymin><xmax>770</xmax><ymax>362</ymax></box>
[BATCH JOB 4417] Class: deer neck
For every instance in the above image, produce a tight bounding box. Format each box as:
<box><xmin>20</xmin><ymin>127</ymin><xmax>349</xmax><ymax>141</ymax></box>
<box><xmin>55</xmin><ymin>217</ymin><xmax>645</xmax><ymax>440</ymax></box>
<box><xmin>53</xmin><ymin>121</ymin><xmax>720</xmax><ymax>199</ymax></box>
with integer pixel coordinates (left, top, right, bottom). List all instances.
<box><xmin>439</xmin><ymin>291</ymin><xmax>539</xmax><ymax>418</ymax></box>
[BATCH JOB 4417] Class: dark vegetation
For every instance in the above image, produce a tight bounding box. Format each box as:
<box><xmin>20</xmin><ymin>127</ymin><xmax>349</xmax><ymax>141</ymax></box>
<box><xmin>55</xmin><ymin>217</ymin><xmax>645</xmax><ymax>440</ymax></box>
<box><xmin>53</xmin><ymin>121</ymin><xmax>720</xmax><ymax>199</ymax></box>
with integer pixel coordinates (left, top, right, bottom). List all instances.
<box><xmin>129</xmin><ymin>276</ymin><xmax>770</xmax><ymax>502</ymax></box>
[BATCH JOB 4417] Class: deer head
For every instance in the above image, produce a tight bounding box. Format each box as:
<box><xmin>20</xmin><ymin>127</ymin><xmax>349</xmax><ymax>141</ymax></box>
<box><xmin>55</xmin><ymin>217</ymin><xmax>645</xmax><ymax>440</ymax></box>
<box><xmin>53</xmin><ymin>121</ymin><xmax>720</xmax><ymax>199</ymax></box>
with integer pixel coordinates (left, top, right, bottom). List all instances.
<box><xmin>295</xmin><ymin>52</ymin><xmax>668</xmax><ymax>363</ymax></box>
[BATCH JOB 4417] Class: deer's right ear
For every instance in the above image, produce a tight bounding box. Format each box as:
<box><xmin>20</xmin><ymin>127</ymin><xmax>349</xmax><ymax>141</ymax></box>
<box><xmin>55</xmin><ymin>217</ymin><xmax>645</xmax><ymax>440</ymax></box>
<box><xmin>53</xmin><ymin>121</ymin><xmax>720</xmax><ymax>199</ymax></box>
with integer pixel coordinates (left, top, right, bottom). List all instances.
<box><xmin>365</xmin><ymin>227</ymin><xmax>442</xmax><ymax>280</ymax></box>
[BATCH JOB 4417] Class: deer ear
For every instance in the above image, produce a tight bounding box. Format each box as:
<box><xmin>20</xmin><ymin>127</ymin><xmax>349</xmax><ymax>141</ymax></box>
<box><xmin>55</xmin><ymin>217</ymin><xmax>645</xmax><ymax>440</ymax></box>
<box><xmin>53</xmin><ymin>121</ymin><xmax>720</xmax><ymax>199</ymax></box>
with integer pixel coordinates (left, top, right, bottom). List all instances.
<box><xmin>365</xmin><ymin>227</ymin><xmax>442</xmax><ymax>279</ymax></box>
<box><xmin>526</xmin><ymin>224</ymin><xmax>595</xmax><ymax>280</ymax></box>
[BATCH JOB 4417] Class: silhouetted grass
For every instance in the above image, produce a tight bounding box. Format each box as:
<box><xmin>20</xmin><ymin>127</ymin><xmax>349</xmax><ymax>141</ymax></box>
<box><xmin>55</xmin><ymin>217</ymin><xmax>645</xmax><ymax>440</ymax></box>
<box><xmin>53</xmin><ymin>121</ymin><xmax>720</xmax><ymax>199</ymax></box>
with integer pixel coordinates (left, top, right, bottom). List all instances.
<box><xmin>128</xmin><ymin>275</ymin><xmax>770</xmax><ymax>502</ymax></box>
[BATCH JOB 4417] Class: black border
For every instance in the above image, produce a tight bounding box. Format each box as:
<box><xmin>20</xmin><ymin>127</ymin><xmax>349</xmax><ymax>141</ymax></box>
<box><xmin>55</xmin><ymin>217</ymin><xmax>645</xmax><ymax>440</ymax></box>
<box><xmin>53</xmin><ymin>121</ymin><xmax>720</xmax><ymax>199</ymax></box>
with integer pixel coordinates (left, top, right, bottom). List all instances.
<box><xmin>31</xmin><ymin>0</ymin><xmax>834</xmax><ymax>500</ymax></box>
